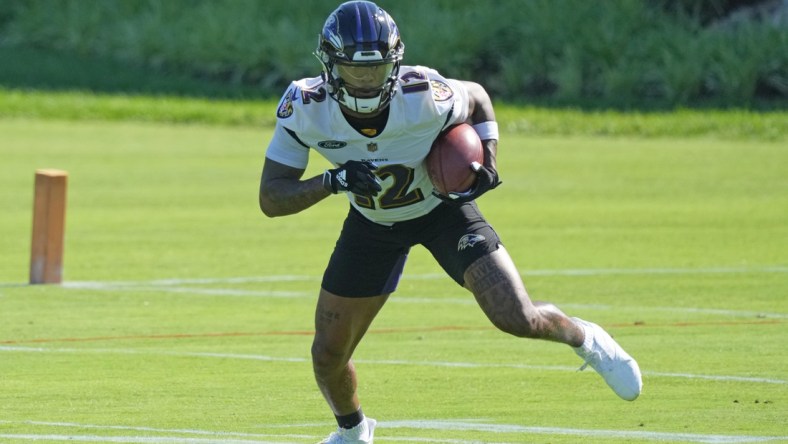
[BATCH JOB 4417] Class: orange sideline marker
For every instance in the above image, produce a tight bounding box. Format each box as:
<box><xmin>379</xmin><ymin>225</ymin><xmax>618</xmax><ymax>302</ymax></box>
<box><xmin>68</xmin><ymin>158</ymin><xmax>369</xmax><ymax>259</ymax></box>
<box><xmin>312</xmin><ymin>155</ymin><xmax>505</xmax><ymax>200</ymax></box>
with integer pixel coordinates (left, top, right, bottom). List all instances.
<box><xmin>29</xmin><ymin>169</ymin><xmax>68</xmax><ymax>284</ymax></box>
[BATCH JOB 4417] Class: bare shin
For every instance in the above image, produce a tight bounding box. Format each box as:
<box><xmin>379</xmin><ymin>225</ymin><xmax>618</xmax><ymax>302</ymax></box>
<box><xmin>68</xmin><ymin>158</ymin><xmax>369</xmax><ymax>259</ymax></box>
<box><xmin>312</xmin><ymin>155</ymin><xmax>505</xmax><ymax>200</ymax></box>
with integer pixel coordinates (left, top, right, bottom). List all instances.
<box><xmin>311</xmin><ymin>289</ymin><xmax>388</xmax><ymax>415</ymax></box>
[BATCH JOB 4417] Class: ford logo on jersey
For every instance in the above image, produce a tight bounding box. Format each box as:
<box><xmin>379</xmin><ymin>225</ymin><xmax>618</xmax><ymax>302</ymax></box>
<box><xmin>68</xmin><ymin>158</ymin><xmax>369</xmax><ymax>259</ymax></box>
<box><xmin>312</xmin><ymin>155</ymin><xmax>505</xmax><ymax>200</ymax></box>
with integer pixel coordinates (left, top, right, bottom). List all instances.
<box><xmin>318</xmin><ymin>140</ymin><xmax>347</xmax><ymax>149</ymax></box>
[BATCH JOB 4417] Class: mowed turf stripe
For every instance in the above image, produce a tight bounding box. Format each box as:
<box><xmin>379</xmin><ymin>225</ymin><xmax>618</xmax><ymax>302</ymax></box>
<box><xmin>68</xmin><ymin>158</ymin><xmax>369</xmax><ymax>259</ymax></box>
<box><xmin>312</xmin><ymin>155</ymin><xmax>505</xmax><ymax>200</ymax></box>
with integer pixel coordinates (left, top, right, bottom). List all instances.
<box><xmin>1</xmin><ymin>345</ymin><xmax>784</xmax><ymax>385</ymax></box>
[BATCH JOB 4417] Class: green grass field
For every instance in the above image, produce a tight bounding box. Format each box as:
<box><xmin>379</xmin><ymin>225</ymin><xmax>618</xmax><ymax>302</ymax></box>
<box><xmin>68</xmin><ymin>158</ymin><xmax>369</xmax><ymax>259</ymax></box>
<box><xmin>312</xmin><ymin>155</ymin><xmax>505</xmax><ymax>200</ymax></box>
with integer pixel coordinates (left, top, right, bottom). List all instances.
<box><xmin>0</xmin><ymin>116</ymin><xmax>786</xmax><ymax>443</ymax></box>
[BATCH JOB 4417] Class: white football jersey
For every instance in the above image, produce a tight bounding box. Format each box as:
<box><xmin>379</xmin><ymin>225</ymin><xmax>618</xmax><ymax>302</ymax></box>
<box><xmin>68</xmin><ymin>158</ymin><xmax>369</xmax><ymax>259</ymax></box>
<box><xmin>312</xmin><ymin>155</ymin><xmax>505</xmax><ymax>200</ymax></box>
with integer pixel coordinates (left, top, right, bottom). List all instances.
<box><xmin>266</xmin><ymin>65</ymin><xmax>470</xmax><ymax>224</ymax></box>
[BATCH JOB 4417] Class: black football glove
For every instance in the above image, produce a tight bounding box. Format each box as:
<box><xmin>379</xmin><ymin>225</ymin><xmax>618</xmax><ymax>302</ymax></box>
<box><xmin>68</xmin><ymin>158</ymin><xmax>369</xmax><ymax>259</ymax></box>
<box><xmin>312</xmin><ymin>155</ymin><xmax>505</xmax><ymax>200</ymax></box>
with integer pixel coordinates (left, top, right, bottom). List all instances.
<box><xmin>432</xmin><ymin>161</ymin><xmax>501</xmax><ymax>205</ymax></box>
<box><xmin>323</xmin><ymin>160</ymin><xmax>382</xmax><ymax>197</ymax></box>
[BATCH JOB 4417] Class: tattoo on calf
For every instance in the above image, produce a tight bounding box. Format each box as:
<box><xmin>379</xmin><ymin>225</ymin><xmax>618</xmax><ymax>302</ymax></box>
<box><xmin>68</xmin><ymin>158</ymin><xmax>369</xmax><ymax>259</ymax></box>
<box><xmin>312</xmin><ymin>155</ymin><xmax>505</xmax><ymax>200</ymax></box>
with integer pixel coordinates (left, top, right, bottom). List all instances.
<box><xmin>469</xmin><ymin>266</ymin><xmax>506</xmax><ymax>294</ymax></box>
<box><xmin>467</xmin><ymin>259</ymin><xmax>526</xmax><ymax>332</ymax></box>
<box><xmin>467</xmin><ymin>260</ymin><xmax>506</xmax><ymax>293</ymax></box>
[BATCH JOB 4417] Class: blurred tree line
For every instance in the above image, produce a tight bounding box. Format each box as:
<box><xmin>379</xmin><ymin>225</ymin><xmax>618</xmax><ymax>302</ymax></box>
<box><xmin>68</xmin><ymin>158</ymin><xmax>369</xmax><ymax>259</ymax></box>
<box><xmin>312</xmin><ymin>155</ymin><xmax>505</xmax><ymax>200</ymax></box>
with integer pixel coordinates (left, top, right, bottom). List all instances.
<box><xmin>0</xmin><ymin>0</ymin><xmax>785</xmax><ymax>108</ymax></box>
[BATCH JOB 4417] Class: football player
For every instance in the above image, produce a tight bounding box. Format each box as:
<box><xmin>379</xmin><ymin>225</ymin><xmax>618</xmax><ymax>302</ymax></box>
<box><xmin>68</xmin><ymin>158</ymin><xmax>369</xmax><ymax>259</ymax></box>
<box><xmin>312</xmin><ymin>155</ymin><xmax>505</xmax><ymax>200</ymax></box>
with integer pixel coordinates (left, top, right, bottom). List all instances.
<box><xmin>259</xmin><ymin>2</ymin><xmax>642</xmax><ymax>442</ymax></box>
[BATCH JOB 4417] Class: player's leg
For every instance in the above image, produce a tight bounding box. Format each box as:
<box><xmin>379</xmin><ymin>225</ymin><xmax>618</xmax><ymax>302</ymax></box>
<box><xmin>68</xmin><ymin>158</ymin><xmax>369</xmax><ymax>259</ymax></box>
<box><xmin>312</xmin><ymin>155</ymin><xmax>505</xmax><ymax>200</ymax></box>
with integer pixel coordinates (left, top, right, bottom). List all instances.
<box><xmin>463</xmin><ymin>244</ymin><xmax>642</xmax><ymax>401</ymax></box>
<box><xmin>312</xmin><ymin>289</ymin><xmax>388</xmax><ymax>416</ymax></box>
<box><xmin>463</xmin><ymin>246</ymin><xmax>583</xmax><ymax>344</ymax></box>
<box><xmin>424</xmin><ymin>202</ymin><xmax>641</xmax><ymax>400</ymax></box>
<box><xmin>314</xmin><ymin>206</ymin><xmax>410</xmax><ymax>442</ymax></box>
<box><xmin>419</xmin><ymin>203</ymin><xmax>577</xmax><ymax>343</ymax></box>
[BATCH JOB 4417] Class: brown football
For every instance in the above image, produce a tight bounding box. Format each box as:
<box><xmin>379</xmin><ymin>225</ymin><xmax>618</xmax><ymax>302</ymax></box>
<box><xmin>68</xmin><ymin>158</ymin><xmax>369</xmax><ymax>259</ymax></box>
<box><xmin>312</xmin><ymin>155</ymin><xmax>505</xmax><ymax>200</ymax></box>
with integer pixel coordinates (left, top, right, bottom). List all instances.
<box><xmin>426</xmin><ymin>123</ymin><xmax>483</xmax><ymax>195</ymax></box>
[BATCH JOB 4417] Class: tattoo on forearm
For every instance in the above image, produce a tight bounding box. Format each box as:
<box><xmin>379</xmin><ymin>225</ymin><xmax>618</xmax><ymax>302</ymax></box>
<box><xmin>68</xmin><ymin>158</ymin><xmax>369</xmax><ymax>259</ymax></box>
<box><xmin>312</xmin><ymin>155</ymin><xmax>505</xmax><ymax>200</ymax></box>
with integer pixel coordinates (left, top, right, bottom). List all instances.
<box><xmin>269</xmin><ymin>176</ymin><xmax>329</xmax><ymax>215</ymax></box>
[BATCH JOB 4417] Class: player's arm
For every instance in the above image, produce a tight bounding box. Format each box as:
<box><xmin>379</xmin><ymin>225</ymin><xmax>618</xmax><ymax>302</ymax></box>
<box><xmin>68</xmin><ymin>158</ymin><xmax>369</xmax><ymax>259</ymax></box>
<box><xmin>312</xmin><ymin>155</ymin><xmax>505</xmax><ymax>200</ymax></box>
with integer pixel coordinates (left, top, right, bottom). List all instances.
<box><xmin>461</xmin><ymin>80</ymin><xmax>498</xmax><ymax>171</ymax></box>
<box><xmin>259</xmin><ymin>158</ymin><xmax>330</xmax><ymax>218</ymax></box>
<box><xmin>433</xmin><ymin>80</ymin><xmax>500</xmax><ymax>204</ymax></box>
<box><xmin>259</xmin><ymin>157</ymin><xmax>383</xmax><ymax>217</ymax></box>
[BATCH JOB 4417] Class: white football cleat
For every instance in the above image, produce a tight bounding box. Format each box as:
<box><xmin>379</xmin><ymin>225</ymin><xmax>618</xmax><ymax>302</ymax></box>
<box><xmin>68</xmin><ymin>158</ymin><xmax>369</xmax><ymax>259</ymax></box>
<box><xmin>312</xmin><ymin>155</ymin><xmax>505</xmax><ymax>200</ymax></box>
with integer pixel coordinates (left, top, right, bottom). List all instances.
<box><xmin>320</xmin><ymin>417</ymin><xmax>376</xmax><ymax>444</ymax></box>
<box><xmin>573</xmin><ymin>318</ymin><xmax>642</xmax><ymax>401</ymax></box>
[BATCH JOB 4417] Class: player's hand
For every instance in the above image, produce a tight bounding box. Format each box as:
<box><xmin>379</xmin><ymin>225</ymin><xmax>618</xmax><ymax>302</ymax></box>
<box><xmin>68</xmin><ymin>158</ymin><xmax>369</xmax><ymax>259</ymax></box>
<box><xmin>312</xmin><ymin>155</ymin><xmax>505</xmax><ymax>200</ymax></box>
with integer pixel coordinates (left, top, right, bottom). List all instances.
<box><xmin>432</xmin><ymin>161</ymin><xmax>501</xmax><ymax>204</ymax></box>
<box><xmin>323</xmin><ymin>160</ymin><xmax>382</xmax><ymax>197</ymax></box>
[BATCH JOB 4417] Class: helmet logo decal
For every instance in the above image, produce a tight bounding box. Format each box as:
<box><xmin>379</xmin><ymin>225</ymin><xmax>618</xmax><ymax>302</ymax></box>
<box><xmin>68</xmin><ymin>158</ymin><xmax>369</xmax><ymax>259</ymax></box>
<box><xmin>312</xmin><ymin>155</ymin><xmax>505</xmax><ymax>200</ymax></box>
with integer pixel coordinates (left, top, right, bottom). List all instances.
<box><xmin>324</xmin><ymin>13</ymin><xmax>343</xmax><ymax>52</ymax></box>
<box><xmin>386</xmin><ymin>19</ymin><xmax>400</xmax><ymax>54</ymax></box>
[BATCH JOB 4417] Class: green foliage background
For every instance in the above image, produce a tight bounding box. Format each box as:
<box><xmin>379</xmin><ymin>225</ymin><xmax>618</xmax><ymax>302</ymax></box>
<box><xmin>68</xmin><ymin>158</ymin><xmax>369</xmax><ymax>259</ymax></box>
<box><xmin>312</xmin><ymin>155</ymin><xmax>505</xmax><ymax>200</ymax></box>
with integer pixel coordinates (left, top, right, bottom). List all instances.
<box><xmin>1</xmin><ymin>0</ymin><xmax>786</xmax><ymax>107</ymax></box>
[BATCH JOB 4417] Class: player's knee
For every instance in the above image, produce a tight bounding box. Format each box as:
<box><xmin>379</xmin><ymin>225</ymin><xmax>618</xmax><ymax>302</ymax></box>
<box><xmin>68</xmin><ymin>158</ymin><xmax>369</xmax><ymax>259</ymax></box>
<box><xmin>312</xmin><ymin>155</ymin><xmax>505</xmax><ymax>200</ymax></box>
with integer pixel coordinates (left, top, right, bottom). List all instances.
<box><xmin>311</xmin><ymin>338</ymin><xmax>348</xmax><ymax>373</ymax></box>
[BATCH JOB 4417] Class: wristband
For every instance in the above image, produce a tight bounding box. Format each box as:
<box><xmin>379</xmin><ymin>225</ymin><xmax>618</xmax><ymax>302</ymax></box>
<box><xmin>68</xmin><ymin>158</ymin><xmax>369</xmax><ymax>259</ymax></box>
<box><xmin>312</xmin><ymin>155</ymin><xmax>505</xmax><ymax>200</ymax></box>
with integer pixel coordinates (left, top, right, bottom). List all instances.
<box><xmin>322</xmin><ymin>169</ymin><xmax>336</xmax><ymax>193</ymax></box>
<box><xmin>472</xmin><ymin>121</ymin><xmax>499</xmax><ymax>141</ymax></box>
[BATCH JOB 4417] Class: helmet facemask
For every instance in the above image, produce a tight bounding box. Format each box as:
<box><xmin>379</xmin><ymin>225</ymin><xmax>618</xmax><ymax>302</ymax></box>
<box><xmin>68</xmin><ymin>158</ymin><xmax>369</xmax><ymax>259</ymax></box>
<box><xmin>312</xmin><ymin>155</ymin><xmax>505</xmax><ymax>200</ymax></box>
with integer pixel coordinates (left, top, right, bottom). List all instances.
<box><xmin>323</xmin><ymin>59</ymin><xmax>400</xmax><ymax>114</ymax></box>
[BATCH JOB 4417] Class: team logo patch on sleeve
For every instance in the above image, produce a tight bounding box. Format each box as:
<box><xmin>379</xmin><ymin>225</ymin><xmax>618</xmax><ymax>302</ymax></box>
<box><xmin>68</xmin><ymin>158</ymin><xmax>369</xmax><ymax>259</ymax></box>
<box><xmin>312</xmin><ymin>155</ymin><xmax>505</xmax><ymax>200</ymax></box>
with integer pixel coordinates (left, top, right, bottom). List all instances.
<box><xmin>431</xmin><ymin>80</ymin><xmax>454</xmax><ymax>102</ymax></box>
<box><xmin>276</xmin><ymin>89</ymin><xmax>296</xmax><ymax>118</ymax></box>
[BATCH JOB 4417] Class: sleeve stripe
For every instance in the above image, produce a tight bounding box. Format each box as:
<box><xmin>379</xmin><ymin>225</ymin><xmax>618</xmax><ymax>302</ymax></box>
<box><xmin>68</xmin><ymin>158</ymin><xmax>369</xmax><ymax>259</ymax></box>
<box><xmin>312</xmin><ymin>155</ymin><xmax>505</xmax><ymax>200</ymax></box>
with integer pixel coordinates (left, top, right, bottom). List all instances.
<box><xmin>284</xmin><ymin>127</ymin><xmax>310</xmax><ymax>149</ymax></box>
<box><xmin>440</xmin><ymin>104</ymin><xmax>455</xmax><ymax>131</ymax></box>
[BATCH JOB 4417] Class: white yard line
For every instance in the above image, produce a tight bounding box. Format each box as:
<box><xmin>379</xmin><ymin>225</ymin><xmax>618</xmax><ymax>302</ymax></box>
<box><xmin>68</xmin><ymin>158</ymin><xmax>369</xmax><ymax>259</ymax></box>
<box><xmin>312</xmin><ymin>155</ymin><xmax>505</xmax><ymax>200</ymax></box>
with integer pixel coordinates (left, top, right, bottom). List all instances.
<box><xmin>60</xmin><ymin>281</ymin><xmax>788</xmax><ymax>320</ymax></box>
<box><xmin>1</xmin><ymin>419</ymin><xmax>786</xmax><ymax>444</ymax></box>
<box><xmin>0</xmin><ymin>420</ymin><xmax>307</xmax><ymax>443</ymax></box>
<box><xmin>0</xmin><ymin>435</ymin><xmax>289</xmax><ymax>443</ymax></box>
<box><xmin>62</xmin><ymin>282</ymin><xmax>310</xmax><ymax>298</ymax></box>
<box><xmin>62</xmin><ymin>265</ymin><xmax>788</xmax><ymax>289</ymax></box>
<box><xmin>381</xmin><ymin>419</ymin><xmax>788</xmax><ymax>443</ymax></box>
<box><xmin>1</xmin><ymin>345</ymin><xmax>784</xmax><ymax>385</ymax></box>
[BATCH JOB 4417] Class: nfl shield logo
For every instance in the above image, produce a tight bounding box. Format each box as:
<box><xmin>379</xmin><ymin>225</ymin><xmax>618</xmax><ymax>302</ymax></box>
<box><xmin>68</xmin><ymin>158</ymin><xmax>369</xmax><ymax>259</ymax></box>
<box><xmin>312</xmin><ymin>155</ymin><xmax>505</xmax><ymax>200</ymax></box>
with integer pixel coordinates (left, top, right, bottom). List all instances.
<box><xmin>367</xmin><ymin>143</ymin><xmax>378</xmax><ymax>152</ymax></box>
